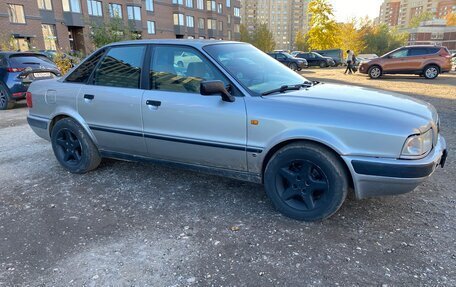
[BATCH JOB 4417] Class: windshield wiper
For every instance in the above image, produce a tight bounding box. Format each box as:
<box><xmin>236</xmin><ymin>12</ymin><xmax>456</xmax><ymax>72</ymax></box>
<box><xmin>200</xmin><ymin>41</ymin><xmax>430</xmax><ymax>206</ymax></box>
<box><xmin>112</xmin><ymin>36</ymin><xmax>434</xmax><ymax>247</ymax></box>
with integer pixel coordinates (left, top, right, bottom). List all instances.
<box><xmin>262</xmin><ymin>81</ymin><xmax>317</xmax><ymax>96</ymax></box>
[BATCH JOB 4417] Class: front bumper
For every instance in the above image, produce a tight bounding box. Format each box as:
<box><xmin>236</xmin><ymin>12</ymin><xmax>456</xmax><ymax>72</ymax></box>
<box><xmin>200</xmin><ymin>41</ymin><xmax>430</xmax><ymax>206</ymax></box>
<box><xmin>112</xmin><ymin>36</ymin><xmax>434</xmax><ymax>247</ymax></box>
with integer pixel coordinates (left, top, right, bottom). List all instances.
<box><xmin>342</xmin><ymin>134</ymin><xmax>447</xmax><ymax>199</ymax></box>
<box><xmin>358</xmin><ymin>64</ymin><xmax>369</xmax><ymax>74</ymax></box>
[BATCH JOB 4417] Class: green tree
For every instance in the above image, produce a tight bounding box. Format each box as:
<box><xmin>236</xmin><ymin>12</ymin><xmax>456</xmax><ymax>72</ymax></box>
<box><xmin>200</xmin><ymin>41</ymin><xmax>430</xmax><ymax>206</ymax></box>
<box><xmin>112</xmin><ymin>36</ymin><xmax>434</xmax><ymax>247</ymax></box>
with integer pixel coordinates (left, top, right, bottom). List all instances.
<box><xmin>251</xmin><ymin>23</ymin><xmax>275</xmax><ymax>52</ymax></box>
<box><xmin>445</xmin><ymin>12</ymin><xmax>456</xmax><ymax>26</ymax></box>
<box><xmin>360</xmin><ymin>22</ymin><xmax>407</xmax><ymax>56</ymax></box>
<box><xmin>306</xmin><ymin>0</ymin><xmax>341</xmax><ymax>50</ymax></box>
<box><xmin>240</xmin><ymin>24</ymin><xmax>251</xmax><ymax>43</ymax></box>
<box><xmin>89</xmin><ymin>16</ymin><xmax>136</xmax><ymax>49</ymax></box>
<box><xmin>409</xmin><ymin>11</ymin><xmax>434</xmax><ymax>28</ymax></box>
<box><xmin>294</xmin><ymin>30</ymin><xmax>308</xmax><ymax>51</ymax></box>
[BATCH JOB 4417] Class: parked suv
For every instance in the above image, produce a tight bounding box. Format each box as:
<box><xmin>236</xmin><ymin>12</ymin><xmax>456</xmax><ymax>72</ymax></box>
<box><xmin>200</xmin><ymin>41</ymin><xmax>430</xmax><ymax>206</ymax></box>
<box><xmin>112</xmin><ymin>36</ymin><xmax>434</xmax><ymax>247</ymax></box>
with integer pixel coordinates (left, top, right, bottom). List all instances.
<box><xmin>295</xmin><ymin>52</ymin><xmax>335</xmax><ymax>68</ymax></box>
<box><xmin>27</xmin><ymin>40</ymin><xmax>446</xmax><ymax>221</ymax></box>
<box><xmin>267</xmin><ymin>52</ymin><xmax>308</xmax><ymax>71</ymax></box>
<box><xmin>0</xmin><ymin>52</ymin><xmax>61</xmax><ymax>110</ymax></box>
<box><xmin>359</xmin><ymin>45</ymin><xmax>453</xmax><ymax>79</ymax></box>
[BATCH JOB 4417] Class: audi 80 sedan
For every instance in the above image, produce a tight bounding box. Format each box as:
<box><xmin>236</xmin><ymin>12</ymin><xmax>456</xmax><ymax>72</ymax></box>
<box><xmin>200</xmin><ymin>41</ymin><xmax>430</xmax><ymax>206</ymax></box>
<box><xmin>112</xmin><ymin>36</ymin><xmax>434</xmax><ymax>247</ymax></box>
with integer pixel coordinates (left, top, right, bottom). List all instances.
<box><xmin>27</xmin><ymin>40</ymin><xmax>447</xmax><ymax>221</ymax></box>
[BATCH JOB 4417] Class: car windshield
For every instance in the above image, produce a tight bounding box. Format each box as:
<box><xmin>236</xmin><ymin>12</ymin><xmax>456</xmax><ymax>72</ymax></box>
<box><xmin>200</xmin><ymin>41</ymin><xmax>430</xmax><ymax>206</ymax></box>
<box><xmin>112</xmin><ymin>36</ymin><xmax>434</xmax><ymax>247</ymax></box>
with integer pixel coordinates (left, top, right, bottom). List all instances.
<box><xmin>282</xmin><ymin>52</ymin><xmax>294</xmax><ymax>58</ymax></box>
<box><xmin>312</xmin><ymin>52</ymin><xmax>324</xmax><ymax>58</ymax></box>
<box><xmin>204</xmin><ymin>43</ymin><xmax>308</xmax><ymax>95</ymax></box>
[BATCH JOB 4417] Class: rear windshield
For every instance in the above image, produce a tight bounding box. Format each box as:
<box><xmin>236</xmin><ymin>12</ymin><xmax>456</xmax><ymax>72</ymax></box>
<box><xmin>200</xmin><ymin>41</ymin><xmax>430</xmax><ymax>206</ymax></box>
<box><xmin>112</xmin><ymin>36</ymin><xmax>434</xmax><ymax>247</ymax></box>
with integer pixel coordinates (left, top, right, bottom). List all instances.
<box><xmin>8</xmin><ymin>54</ymin><xmax>55</xmax><ymax>68</ymax></box>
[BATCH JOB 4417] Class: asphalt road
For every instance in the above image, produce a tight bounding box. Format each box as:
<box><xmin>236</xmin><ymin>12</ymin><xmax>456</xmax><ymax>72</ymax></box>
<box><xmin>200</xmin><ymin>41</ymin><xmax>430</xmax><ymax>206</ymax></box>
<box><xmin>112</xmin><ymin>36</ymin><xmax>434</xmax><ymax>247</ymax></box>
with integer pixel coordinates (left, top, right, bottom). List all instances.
<box><xmin>0</xmin><ymin>71</ymin><xmax>455</xmax><ymax>286</ymax></box>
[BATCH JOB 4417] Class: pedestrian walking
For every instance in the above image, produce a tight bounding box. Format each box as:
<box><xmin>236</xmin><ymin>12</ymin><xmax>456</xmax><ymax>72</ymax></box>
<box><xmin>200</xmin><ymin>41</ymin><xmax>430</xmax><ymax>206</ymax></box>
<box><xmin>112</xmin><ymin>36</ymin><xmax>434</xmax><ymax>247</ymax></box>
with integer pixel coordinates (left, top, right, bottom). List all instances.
<box><xmin>344</xmin><ymin>50</ymin><xmax>354</xmax><ymax>74</ymax></box>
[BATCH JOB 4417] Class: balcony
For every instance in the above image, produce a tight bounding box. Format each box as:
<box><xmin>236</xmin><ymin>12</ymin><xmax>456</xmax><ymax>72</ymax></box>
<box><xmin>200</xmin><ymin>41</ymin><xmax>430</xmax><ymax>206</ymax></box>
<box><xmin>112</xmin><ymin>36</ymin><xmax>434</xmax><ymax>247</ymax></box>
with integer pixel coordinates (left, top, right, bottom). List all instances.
<box><xmin>39</xmin><ymin>10</ymin><xmax>56</xmax><ymax>24</ymax></box>
<box><xmin>63</xmin><ymin>12</ymin><xmax>84</xmax><ymax>27</ymax></box>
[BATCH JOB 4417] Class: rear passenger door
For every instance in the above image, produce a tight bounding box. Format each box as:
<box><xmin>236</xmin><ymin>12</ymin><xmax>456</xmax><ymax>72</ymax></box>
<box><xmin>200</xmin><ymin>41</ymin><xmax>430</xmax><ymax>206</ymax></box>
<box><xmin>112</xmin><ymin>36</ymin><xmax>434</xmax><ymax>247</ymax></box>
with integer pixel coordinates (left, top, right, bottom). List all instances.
<box><xmin>77</xmin><ymin>45</ymin><xmax>148</xmax><ymax>156</ymax></box>
<box><xmin>141</xmin><ymin>45</ymin><xmax>247</xmax><ymax>171</ymax></box>
<box><xmin>407</xmin><ymin>47</ymin><xmax>429</xmax><ymax>71</ymax></box>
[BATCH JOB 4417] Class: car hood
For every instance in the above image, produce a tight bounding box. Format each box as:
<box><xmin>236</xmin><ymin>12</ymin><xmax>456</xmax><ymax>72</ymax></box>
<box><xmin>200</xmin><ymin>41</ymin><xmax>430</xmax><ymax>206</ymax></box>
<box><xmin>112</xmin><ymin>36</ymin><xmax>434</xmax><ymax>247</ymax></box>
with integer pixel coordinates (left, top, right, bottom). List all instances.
<box><xmin>263</xmin><ymin>83</ymin><xmax>437</xmax><ymax>132</ymax></box>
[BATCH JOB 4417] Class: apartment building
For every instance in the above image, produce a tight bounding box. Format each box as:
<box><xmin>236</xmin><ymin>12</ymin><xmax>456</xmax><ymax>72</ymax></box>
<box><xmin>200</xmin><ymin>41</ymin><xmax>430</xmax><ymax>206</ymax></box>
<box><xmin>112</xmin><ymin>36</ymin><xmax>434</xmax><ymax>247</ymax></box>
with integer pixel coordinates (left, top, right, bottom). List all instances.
<box><xmin>378</xmin><ymin>0</ymin><xmax>401</xmax><ymax>27</ymax></box>
<box><xmin>0</xmin><ymin>0</ymin><xmax>241</xmax><ymax>54</ymax></box>
<box><xmin>240</xmin><ymin>0</ymin><xmax>310</xmax><ymax>51</ymax></box>
<box><xmin>408</xmin><ymin>19</ymin><xmax>456</xmax><ymax>50</ymax></box>
<box><xmin>378</xmin><ymin>0</ymin><xmax>456</xmax><ymax>29</ymax></box>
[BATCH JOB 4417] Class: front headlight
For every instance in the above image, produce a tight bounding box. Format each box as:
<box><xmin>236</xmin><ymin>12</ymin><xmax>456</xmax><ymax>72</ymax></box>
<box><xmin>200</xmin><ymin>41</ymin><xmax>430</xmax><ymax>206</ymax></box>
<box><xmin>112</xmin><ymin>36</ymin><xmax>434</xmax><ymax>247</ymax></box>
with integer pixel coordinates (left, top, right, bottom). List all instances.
<box><xmin>401</xmin><ymin>129</ymin><xmax>433</xmax><ymax>158</ymax></box>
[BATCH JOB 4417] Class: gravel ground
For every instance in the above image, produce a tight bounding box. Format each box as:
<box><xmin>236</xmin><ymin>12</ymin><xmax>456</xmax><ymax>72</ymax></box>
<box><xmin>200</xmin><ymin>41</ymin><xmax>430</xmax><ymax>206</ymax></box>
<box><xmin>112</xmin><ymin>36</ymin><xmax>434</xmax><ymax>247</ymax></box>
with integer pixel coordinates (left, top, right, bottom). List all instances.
<box><xmin>0</xmin><ymin>69</ymin><xmax>455</xmax><ymax>286</ymax></box>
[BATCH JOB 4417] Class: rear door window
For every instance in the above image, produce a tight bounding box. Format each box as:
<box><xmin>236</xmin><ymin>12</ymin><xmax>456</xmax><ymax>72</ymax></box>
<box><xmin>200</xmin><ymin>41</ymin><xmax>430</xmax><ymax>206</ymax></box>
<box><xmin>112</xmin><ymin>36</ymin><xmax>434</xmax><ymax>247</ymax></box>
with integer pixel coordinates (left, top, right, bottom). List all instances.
<box><xmin>65</xmin><ymin>49</ymin><xmax>105</xmax><ymax>83</ymax></box>
<box><xmin>428</xmin><ymin>47</ymin><xmax>441</xmax><ymax>54</ymax></box>
<box><xmin>408</xmin><ymin>48</ymin><xmax>429</xmax><ymax>56</ymax></box>
<box><xmin>8</xmin><ymin>54</ymin><xmax>55</xmax><ymax>68</ymax></box>
<box><xmin>92</xmin><ymin>45</ymin><xmax>145</xmax><ymax>89</ymax></box>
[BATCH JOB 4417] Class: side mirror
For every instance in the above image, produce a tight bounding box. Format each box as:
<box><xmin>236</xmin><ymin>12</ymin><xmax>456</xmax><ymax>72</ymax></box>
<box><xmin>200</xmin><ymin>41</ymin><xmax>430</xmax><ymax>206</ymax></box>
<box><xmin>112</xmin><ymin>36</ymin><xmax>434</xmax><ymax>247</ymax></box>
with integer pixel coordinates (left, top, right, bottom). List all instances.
<box><xmin>200</xmin><ymin>80</ymin><xmax>235</xmax><ymax>102</ymax></box>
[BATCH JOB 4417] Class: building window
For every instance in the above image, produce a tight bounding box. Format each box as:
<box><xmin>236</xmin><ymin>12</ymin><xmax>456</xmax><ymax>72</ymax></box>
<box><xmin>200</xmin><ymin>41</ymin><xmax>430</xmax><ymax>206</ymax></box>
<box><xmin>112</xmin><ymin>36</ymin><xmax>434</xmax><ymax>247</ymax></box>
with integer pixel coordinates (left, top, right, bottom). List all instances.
<box><xmin>173</xmin><ymin>0</ymin><xmax>183</xmax><ymax>4</ymax></box>
<box><xmin>218</xmin><ymin>21</ymin><xmax>223</xmax><ymax>31</ymax></box>
<box><xmin>173</xmin><ymin>13</ymin><xmax>184</xmax><ymax>25</ymax></box>
<box><xmin>146</xmin><ymin>0</ymin><xmax>154</xmax><ymax>11</ymax></box>
<box><xmin>147</xmin><ymin>21</ymin><xmax>156</xmax><ymax>34</ymax></box>
<box><xmin>186</xmin><ymin>0</ymin><xmax>193</xmax><ymax>8</ymax></box>
<box><xmin>234</xmin><ymin>23</ymin><xmax>240</xmax><ymax>33</ymax></box>
<box><xmin>198</xmin><ymin>17</ymin><xmax>205</xmax><ymax>29</ymax></box>
<box><xmin>217</xmin><ymin>3</ymin><xmax>222</xmax><ymax>13</ymax></box>
<box><xmin>42</xmin><ymin>24</ymin><xmax>57</xmax><ymax>50</ymax></box>
<box><xmin>37</xmin><ymin>0</ymin><xmax>53</xmax><ymax>10</ymax></box>
<box><xmin>207</xmin><ymin>18</ymin><xmax>216</xmax><ymax>29</ymax></box>
<box><xmin>226</xmin><ymin>0</ymin><xmax>230</xmax><ymax>8</ymax></box>
<box><xmin>206</xmin><ymin>0</ymin><xmax>216</xmax><ymax>11</ymax></box>
<box><xmin>109</xmin><ymin>3</ymin><xmax>122</xmax><ymax>18</ymax></box>
<box><xmin>197</xmin><ymin>0</ymin><xmax>203</xmax><ymax>9</ymax></box>
<box><xmin>234</xmin><ymin>7</ymin><xmax>240</xmax><ymax>17</ymax></box>
<box><xmin>186</xmin><ymin>16</ymin><xmax>194</xmax><ymax>27</ymax></box>
<box><xmin>87</xmin><ymin>0</ymin><xmax>102</xmax><ymax>16</ymax></box>
<box><xmin>228</xmin><ymin>30</ymin><xmax>232</xmax><ymax>40</ymax></box>
<box><xmin>127</xmin><ymin>6</ymin><xmax>141</xmax><ymax>20</ymax></box>
<box><xmin>62</xmin><ymin>0</ymin><xmax>81</xmax><ymax>13</ymax></box>
<box><xmin>8</xmin><ymin>4</ymin><xmax>25</xmax><ymax>24</ymax></box>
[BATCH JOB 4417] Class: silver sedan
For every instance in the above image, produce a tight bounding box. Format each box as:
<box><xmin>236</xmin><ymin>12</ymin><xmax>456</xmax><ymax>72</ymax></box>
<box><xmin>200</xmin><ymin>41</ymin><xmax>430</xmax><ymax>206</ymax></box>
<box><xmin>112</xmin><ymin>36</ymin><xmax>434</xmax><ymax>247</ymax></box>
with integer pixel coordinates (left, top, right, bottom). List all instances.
<box><xmin>27</xmin><ymin>40</ymin><xmax>447</xmax><ymax>221</ymax></box>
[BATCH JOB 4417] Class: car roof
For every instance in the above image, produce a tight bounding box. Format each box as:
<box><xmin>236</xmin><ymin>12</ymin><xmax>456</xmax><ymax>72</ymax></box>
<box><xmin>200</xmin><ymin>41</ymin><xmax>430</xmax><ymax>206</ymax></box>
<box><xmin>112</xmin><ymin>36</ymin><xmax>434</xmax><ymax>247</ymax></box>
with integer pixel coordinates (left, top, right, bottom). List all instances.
<box><xmin>403</xmin><ymin>45</ymin><xmax>443</xmax><ymax>48</ymax></box>
<box><xmin>105</xmin><ymin>39</ymin><xmax>243</xmax><ymax>49</ymax></box>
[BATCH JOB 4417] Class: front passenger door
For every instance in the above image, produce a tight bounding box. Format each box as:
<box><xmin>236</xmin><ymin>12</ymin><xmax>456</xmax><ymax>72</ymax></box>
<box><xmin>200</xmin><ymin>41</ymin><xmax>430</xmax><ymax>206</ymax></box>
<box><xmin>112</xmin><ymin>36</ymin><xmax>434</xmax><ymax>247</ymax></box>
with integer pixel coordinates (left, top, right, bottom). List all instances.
<box><xmin>141</xmin><ymin>45</ymin><xmax>247</xmax><ymax>171</ymax></box>
<box><xmin>382</xmin><ymin>48</ymin><xmax>409</xmax><ymax>72</ymax></box>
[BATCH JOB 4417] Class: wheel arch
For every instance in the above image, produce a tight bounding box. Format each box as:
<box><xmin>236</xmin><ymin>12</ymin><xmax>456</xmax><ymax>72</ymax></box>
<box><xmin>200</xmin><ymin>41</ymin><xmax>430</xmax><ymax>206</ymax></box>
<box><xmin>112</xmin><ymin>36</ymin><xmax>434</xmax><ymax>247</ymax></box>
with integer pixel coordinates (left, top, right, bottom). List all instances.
<box><xmin>260</xmin><ymin>138</ymin><xmax>354</xmax><ymax>191</ymax></box>
<box><xmin>423</xmin><ymin>63</ymin><xmax>440</xmax><ymax>72</ymax></box>
<box><xmin>48</xmin><ymin>111</ymin><xmax>99</xmax><ymax>146</ymax></box>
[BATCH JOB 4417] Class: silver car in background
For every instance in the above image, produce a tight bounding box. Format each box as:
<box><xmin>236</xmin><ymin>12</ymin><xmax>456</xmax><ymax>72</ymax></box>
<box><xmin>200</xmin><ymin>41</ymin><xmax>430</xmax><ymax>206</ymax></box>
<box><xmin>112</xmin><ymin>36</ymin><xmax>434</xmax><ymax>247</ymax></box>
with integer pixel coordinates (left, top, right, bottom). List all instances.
<box><xmin>27</xmin><ymin>40</ymin><xmax>447</xmax><ymax>221</ymax></box>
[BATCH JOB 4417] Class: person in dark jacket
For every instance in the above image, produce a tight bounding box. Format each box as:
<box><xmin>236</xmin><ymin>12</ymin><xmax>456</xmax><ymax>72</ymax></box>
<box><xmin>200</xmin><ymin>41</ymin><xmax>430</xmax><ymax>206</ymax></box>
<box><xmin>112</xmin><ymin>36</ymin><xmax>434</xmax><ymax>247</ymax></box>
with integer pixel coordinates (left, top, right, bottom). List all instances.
<box><xmin>344</xmin><ymin>50</ymin><xmax>354</xmax><ymax>74</ymax></box>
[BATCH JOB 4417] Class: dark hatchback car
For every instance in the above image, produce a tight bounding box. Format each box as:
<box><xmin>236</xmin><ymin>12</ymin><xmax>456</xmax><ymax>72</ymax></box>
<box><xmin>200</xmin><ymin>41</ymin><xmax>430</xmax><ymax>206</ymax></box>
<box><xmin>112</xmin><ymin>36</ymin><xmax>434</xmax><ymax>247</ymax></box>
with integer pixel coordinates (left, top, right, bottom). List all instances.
<box><xmin>267</xmin><ymin>52</ymin><xmax>308</xmax><ymax>71</ymax></box>
<box><xmin>295</xmin><ymin>52</ymin><xmax>335</xmax><ymax>68</ymax></box>
<box><xmin>0</xmin><ymin>52</ymin><xmax>61</xmax><ymax>110</ymax></box>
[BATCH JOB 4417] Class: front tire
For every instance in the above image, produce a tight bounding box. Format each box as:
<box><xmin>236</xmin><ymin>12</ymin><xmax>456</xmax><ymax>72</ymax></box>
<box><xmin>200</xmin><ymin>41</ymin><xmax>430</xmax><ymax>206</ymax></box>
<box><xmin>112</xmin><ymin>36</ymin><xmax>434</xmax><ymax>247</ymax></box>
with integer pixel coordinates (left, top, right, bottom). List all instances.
<box><xmin>0</xmin><ymin>83</ymin><xmax>14</xmax><ymax>110</ymax></box>
<box><xmin>289</xmin><ymin>63</ymin><xmax>298</xmax><ymax>71</ymax></box>
<box><xmin>368</xmin><ymin>66</ymin><xmax>382</xmax><ymax>79</ymax></box>
<box><xmin>423</xmin><ymin>65</ymin><xmax>439</xmax><ymax>79</ymax></box>
<box><xmin>319</xmin><ymin>61</ymin><xmax>327</xmax><ymax>68</ymax></box>
<box><xmin>264</xmin><ymin>142</ymin><xmax>349</xmax><ymax>221</ymax></box>
<box><xmin>51</xmin><ymin>118</ymin><xmax>101</xmax><ymax>174</ymax></box>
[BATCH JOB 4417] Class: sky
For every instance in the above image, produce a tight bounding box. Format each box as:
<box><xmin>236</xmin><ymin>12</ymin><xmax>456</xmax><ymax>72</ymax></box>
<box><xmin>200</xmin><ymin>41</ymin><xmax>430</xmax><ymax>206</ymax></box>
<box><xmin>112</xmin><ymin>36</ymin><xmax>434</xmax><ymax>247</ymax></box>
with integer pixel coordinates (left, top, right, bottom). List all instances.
<box><xmin>328</xmin><ymin>0</ymin><xmax>384</xmax><ymax>22</ymax></box>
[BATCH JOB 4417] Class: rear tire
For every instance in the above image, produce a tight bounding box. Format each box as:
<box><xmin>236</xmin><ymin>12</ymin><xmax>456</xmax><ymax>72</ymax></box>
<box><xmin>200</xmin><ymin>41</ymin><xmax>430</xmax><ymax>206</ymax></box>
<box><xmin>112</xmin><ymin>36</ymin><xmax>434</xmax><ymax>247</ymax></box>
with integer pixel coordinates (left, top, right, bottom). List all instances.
<box><xmin>51</xmin><ymin>118</ymin><xmax>101</xmax><ymax>174</ymax></box>
<box><xmin>264</xmin><ymin>142</ymin><xmax>349</xmax><ymax>221</ymax></box>
<box><xmin>423</xmin><ymin>65</ymin><xmax>439</xmax><ymax>79</ymax></box>
<box><xmin>0</xmin><ymin>83</ymin><xmax>14</xmax><ymax>110</ymax></box>
<box><xmin>368</xmin><ymin>66</ymin><xmax>382</xmax><ymax>79</ymax></box>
